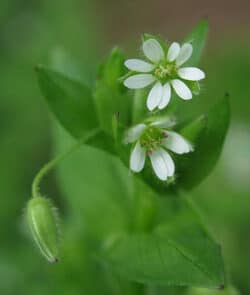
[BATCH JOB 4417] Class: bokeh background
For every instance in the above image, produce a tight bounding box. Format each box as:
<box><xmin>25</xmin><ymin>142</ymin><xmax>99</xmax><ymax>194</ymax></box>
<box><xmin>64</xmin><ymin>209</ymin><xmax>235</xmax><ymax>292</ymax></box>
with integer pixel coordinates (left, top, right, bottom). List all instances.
<box><xmin>0</xmin><ymin>0</ymin><xmax>249</xmax><ymax>294</ymax></box>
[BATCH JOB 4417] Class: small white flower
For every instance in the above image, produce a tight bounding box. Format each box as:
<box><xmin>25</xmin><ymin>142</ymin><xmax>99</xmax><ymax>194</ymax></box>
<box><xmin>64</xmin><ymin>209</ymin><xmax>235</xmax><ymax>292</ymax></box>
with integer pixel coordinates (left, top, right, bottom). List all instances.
<box><xmin>126</xmin><ymin>120</ymin><xmax>193</xmax><ymax>181</ymax></box>
<box><xmin>124</xmin><ymin>38</ymin><xmax>205</xmax><ymax>111</ymax></box>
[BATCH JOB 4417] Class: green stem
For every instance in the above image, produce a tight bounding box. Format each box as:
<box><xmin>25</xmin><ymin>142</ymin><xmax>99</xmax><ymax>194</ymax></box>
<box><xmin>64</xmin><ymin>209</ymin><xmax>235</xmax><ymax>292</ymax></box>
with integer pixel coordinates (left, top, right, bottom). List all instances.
<box><xmin>32</xmin><ymin>129</ymin><xmax>100</xmax><ymax>199</ymax></box>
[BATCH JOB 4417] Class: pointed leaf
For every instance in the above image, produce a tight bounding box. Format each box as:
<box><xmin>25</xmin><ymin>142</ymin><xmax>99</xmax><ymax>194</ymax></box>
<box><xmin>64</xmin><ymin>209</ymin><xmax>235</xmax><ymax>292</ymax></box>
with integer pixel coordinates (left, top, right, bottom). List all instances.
<box><xmin>36</xmin><ymin>65</ymin><xmax>98</xmax><ymax>138</ymax></box>
<box><xmin>184</xmin><ymin>20</ymin><xmax>209</xmax><ymax>66</ymax></box>
<box><xmin>101</xmin><ymin>197</ymin><xmax>224</xmax><ymax>288</ymax></box>
<box><xmin>178</xmin><ymin>96</ymin><xmax>230</xmax><ymax>190</ymax></box>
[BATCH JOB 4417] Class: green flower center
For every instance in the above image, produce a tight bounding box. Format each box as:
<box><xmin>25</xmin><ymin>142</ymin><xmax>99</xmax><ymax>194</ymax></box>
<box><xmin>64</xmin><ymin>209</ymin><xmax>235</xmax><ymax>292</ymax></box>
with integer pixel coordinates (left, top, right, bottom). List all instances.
<box><xmin>140</xmin><ymin>126</ymin><xmax>167</xmax><ymax>153</ymax></box>
<box><xmin>154</xmin><ymin>63</ymin><xmax>177</xmax><ymax>83</ymax></box>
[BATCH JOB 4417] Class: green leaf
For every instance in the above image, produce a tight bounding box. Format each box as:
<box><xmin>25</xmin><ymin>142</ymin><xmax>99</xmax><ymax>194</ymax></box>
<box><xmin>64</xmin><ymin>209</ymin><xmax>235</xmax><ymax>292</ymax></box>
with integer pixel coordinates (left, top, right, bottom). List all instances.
<box><xmin>179</xmin><ymin>115</ymin><xmax>207</xmax><ymax>143</ymax></box>
<box><xmin>95</xmin><ymin>48</ymin><xmax>132</xmax><ymax>136</ymax></box>
<box><xmin>36</xmin><ymin>65</ymin><xmax>98</xmax><ymax>139</ymax></box>
<box><xmin>98</xmin><ymin>47</ymin><xmax>125</xmax><ymax>87</ymax></box>
<box><xmin>184</xmin><ymin>20</ymin><xmax>209</xmax><ymax>66</ymax></box>
<box><xmin>101</xmin><ymin>196</ymin><xmax>224</xmax><ymax>288</ymax></box>
<box><xmin>178</xmin><ymin>96</ymin><xmax>230</xmax><ymax>190</ymax></box>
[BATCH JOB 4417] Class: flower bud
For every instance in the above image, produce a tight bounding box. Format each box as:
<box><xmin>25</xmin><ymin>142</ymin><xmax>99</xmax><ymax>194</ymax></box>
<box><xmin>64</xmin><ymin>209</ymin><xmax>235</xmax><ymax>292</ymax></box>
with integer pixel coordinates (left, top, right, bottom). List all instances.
<box><xmin>187</xmin><ymin>286</ymin><xmax>239</xmax><ymax>295</ymax></box>
<box><xmin>26</xmin><ymin>196</ymin><xmax>59</xmax><ymax>263</ymax></box>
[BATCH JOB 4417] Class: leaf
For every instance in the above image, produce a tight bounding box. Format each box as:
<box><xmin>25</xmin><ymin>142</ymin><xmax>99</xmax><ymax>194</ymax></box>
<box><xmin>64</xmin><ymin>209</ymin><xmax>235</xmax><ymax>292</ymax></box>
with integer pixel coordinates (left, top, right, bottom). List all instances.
<box><xmin>101</xmin><ymin>196</ymin><xmax>224</xmax><ymax>288</ymax></box>
<box><xmin>177</xmin><ymin>96</ymin><xmax>230</xmax><ymax>190</ymax></box>
<box><xmin>95</xmin><ymin>48</ymin><xmax>132</xmax><ymax>136</ymax></box>
<box><xmin>36</xmin><ymin>65</ymin><xmax>98</xmax><ymax>139</ymax></box>
<box><xmin>179</xmin><ymin>115</ymin><xmax>207</xmax><ymax>143</ymax></box>
<box><xmin>99</xmin><ymin>47</ymin><xmax>125</xmax><ymax>87</ymax></box>
<box><xmin>184</xmin><ymin>20</ymin><xmax>209</xmax><ymax>66</ymax></box>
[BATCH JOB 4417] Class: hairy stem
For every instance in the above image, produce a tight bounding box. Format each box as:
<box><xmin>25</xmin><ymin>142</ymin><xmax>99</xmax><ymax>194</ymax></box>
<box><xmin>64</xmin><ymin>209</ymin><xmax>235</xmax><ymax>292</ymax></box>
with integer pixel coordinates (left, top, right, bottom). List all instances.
<box><xmin>32</xmin><ymin>128</ymin><xmax>100</xmax><ymax>199</ymax></box>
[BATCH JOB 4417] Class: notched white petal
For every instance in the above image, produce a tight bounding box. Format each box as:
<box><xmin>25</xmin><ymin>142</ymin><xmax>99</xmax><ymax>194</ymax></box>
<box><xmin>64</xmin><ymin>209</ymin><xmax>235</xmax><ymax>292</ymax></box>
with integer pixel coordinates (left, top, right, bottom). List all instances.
<box><xmin>124</xmin><ymin>59</ymin><xmax>155</xmax><ymax>73</ymax></box>
<box><xmin>160</xmin><ymin>149</ymin><xmax>175</xmax><ymax>177</ymax></box>
<box><xmin>178</xmin><ymin>67</ymin><xmax>205</xmax><ymax>81</ymax></box>
<box><xmin>149</xmin><ymin>148</ymin><xmax>168</xmax><ymax>180</ymax></box>
<box><xmin>124</xmin><ymin>124</ymin><xmax>147</xmax><ymax>144</ymax></box>
<box><xmin>176</xmin><ymin>43</ymin><xmax>193</xmax><ymax>66</ymax></box>
<box><xmin>171</xmin><ymin>79</ymin><xmax>192</xmax><ymax>100</ymax></box>
<box><xmin>130</xmin><ymin>142</ymin><xmax>146</xmax><ymax>172</ymax></box>
<box><xmin>158</xmin><ymin>83</ymin><xmax>171</xmax><ymax>110</ymax></box>
<box><xmin>163</xmin><ymin>131</ymin><xmax>193</xmax><ymax>154</ymax></box>
<box><xmin>147</xmin><ymin>82</ymin><xmax>163</xmax><ymax>111</ymax></box>
<box><xmin>150</xmin><ymin>117</ymin><xmax>176</xmax><ymax>129</ymax></box>
<box><xmin>124</xmin><ymin>74</ymin><xmax>155</xmax><ymax>89</ymax></box>
<box><xmin>142</xmin><ymin>39</ymin><xmax>165</xmax><ymax>63</ymax></box>
<box><xmin>167</xmin><ymin>42</ymin><xmax>180</xmax><ymax>62</ymax></box>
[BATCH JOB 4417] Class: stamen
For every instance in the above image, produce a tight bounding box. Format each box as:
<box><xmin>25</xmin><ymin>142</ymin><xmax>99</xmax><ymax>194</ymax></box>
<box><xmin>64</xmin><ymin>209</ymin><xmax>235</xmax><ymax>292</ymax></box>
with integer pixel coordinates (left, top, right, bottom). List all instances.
<box><xmin>163</xmin><ymin>131</ymin><xmax>168</xmax><ymax>138</ymax></box>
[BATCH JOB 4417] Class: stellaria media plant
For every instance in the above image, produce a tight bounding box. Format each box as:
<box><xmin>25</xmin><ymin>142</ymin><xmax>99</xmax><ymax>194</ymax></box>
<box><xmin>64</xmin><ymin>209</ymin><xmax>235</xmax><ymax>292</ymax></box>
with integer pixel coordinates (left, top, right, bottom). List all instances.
<box><xmin>25</xmin><ymin>20</ymin><xmax>235</xmax><ymax>294</ymax></box>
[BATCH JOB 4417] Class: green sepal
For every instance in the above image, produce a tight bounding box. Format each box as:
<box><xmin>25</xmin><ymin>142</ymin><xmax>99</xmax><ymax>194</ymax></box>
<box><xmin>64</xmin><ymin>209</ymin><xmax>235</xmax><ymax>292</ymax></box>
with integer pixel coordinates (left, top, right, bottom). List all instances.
<box><xmin>187</xmin><ymin>81</ymin><xmax>201</xmax><ymax>96</ymax></box>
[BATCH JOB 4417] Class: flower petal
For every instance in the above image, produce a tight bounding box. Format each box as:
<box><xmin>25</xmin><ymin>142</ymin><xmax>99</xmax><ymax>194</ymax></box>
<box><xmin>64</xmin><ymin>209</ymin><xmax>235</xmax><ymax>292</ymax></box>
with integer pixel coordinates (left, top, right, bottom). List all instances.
<box><xmin>124</xmin><ymin>124</ymin><xmax>146</xmax><ymax>144</ymax></box>
<box><xmin>150</xmin><ymin>148</ymin><xmax>175</xmax><ymax>180</ymax></box>
<box><xmin>150</xmin><ymin>149</ymin><xmax>168</xmax><ymax>180</ymax></box>
<box><xmin>176</xmin><ymin>43</ymin><xmax>193</xmax><ymax>66</ymax></box>
<box><xmin>124</xmin><ymin>59</ymin><xmax>155</xmax><ymax>72</ymax></box>
<box><xmin>147</xmin><ymin>82</ymin><xmax>163</xmax><ymax>111</ymax></box>
<box><xmin>142</xmin><ymin>39</ymin><xmax>165</xmax><ymax>63</ymax></box>
<box><xmin>171</xmin><ymin>79</ymin><xmax>192</xmax><ymax>100</ymax></box>
<box><xmin>130</xmin><ymin>142</ymin><xmax>146</xmax><ymax>172</ymax></box>
<box><xmin>167</xmin><ymin>42</ymin><xmax>180</xmax><ymax>62</ymax></box>
<box><xmin>158</xmin><ymin>83</ymin><xmax>171</xmax><ymax>110</ymax></box>
<box><xmin>163</xmin><ymin>131</ymin><xmax>193</xmax><ymax>154</ymax></box>
<box><xmin>150</xmin><ymin>118</ymin><xmax>176</xmax><ymax>128</ymax></box>
<box><xmin>160</xmin><ymin>148</ymin><xmax>175</xmax><ymax>177</ymax></box>
<box><xmin>178</xmin><ymin>67</ymin><xmax>205</xmax><ymax>81</ymax></box>
<box><xmin>124</xmin><ymin>74</ymin><xmax>155</xmax><ymax>89</ymax></box>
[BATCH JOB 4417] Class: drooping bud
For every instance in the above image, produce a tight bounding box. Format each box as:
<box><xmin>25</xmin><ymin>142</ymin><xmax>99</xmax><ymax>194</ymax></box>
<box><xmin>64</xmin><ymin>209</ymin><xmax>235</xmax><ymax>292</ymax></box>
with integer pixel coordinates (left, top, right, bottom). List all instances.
<box><xmin>186</xmin><ymin>286</ymin><xmax>239</xmax><ymax>295</ymax></box>
<box><xmin>26</xmin><ymin>196</ymin><xmax>60</xmax><ymax>263</ymax></box>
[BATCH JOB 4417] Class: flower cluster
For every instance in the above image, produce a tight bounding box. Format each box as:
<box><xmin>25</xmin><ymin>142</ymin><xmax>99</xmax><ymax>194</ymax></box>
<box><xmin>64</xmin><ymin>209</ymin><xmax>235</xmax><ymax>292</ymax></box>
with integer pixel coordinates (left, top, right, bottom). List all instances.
<box><xmin>122</xmin><ymin>36</ymin><xmax>205</xmax><ymax>181</ymax></box>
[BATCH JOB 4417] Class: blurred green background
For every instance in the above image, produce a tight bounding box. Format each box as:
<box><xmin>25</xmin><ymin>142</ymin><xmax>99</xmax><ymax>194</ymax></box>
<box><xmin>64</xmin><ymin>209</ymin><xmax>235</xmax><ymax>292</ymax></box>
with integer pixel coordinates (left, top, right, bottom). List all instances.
<box><xmin>0</xmin><ymin>0</ymin><xmax>249</xmax><ymax>294</ymax></box>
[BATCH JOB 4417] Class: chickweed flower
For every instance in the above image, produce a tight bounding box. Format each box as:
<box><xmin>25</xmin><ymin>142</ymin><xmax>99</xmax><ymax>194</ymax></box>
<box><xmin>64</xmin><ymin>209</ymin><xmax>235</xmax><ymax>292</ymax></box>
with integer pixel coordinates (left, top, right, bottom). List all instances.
<box><xmin>123</xmin><ymin>38</ymin><xmax>205</xmax><ymax>111</ymax></box>
<box><xmin>125</xmin><ymin>120</ymin><xmax>193</xmax><ymax>181</ymax></box>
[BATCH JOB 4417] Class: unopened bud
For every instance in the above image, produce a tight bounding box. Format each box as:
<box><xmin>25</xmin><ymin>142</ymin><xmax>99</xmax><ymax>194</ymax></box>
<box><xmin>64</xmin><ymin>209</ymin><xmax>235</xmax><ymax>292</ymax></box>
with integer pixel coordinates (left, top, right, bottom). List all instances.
<box><xmin>26</xmin><ymin>196</ymin><xmax>59</xmax><ymax>263</ymax></box>
<box><xmin>187</xmin><ymin>286</ymin><xmax>239</xmax><ymax>295</ymax></box>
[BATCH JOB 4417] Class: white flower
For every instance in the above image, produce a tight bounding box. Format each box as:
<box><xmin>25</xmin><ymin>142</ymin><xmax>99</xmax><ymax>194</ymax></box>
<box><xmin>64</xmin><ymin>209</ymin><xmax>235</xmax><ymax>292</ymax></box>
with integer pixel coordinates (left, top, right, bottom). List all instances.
<box><xmin>124</xmin><ymin>38</ymin><xmax>205</xmax><ymax>111</ymax></box>
<box><xmin>126</xmin><ymin>121</ymin><xmax>193</xmax><ymax>181</ymax></box>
